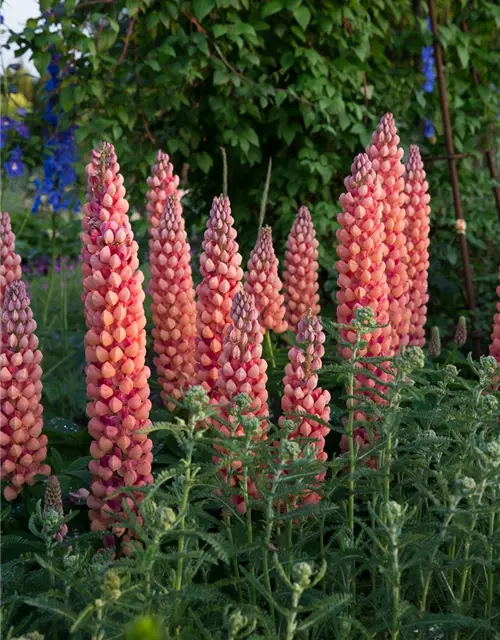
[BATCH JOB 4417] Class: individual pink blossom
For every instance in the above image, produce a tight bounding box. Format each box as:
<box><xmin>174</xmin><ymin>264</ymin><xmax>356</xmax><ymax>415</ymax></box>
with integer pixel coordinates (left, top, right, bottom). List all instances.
<box><xmin>0</xmin><ymin>281</ymin><xmax>50</xmax><ymax>501</ymax></box>
<box><xmin>336</xmin><ymin>153</ymin><xmax>393</xmax><ymax>459</ymax></box>
<box><xmin>146</xmin><ymin>150</ymin><xmax>182</xmax><ymax>230</ymax></box>
<box><xmin>69</xmin><ymin>487</ymin><xmax>91</xmax><ymax>505</ymax></box>
<box><xmin>244</xmin><ymin>225</ymin><xmax>287</xmax><ymax>334</ymax></box>
<box><xmin>366</xmin><ymin>113</ymin><xmax>410</xmax><ymax>350</ymax></box>
<box><xmin>195</xmin><ymin>196</ymin><xmax>244</xmax><ymax>395</ymax></box>
<box><xmin>279</xmin><ymin>312</ymin><xmax>330</xmax><ymax>502</ymax></box>
<box><xmin>81</xmin><ymin>142</ymin><xmax>153</xmax><ymax>535</ymax></box>
<box><xmin>149</xmin><ymin>194</ymin><xmax>196</xmax><ymax>409</ymax></box>
<box><xmin>282</xmin><ymin>206</ymin><xmax>320</xmax><ymax>333</ymax></box>
<box><xmin>0</xmin><ymin>212</ymin><xmax>22</xmax><ymax>308</ymax></box>
<box><xmin>489</xmin><ymin>267</ymin><xmax>500</xmax><ymax>361</ymax></box>
<box><xmin>403</xmin><ymin>144</ymin><xmax>431</xmax><ymax>347</ymax></box>
<box><xmin>212</xmin><ymin>290</ymin><xmax>268</xmax><ymax>514</ymax></box>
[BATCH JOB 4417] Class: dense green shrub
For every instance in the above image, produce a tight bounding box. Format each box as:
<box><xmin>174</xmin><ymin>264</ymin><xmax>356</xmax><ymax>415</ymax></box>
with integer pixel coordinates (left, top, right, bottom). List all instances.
<box><xmin>8</xmin><ymin>0</ymin><xmax>500</xmax><ymax>342</ymax></box>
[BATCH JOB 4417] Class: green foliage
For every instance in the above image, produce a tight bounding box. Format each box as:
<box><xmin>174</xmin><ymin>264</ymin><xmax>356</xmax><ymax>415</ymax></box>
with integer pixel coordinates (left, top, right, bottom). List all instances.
<box><xmin>7</xmin><ymin>0</ymin><xmax>500</xmax><ymax>337</ymax></box>
<box><xmin>2</xmin><ymin>317</ymin><xmax>500</xmax><ymax>639</ymax></box>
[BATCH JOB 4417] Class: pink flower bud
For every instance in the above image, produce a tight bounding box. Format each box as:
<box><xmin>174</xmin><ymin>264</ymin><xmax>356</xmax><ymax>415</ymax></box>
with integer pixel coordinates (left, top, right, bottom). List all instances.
<box><xmin>489</xmin><ymin>267</ymin><xmax>500</xmax><ymax>362</ymax></box>
<box><xmin>146</xmin><ymin>150</ymin><xmax>182</xmax><ymax>229</ymax></box>
<box><xmin>0</xmin><ymin>212</ymin><xmax>22</xmax><ymax>308</ymax></box>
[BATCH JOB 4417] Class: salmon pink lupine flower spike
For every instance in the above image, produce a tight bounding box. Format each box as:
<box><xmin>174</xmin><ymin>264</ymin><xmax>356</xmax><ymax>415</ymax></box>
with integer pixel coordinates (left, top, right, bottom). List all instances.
<box><xmin>367</xmin><ymin>113</ymin><xmax>410</xmax><ymax>351</ymax></box>
<box><xmin>150</xmin><ymin>194</ymin><xmax>196</xmax><ymax>409</ymax></box>
<box><xmin>244</xmin><ymin>226</ymin><xmax>287</xmax><ymax>334</ymax></box>
<box><xmin>213</xmin><ymin>289</ymin><xmax>268</xmax><ymax>514</ymax></box>
<box><xmin>43</xmin><ymin>475</ymin><xmax>68</xmax><ymax>542</ymax></box>
<box><xmin>195</xmin><ymin>195</ymin><xmax>244</xmax><ymax>395</ymax></box>
<box><xmin>0</xmin><ymin>212</ymin><xmax>22</xmax><ymax>308</ymax></box>
<box><xmin>279</xmin><ymin>312</ymin><xmax>330</xmax><ymax>501</ymax></box>
<box><xmin>336</xmin><ymin>154</ymin><xmax>393</xmax><ymax>460</ymax></box>
<box><xmin>283</xmin><ymin>206</ymin><xmax>320</xmax><ymax>333</ymax></box>
<box><xmin>0</xmin><ymin>281</ymin><xmax>50</xmax><ymax>501</ymax></box>
<box><xmin>146</xmin><ymin>150</ymin><xmax>182</xmax><ymax>230</ymax></box>
<box><xmin>81</xmin><ymin>142</ymin><xmax>154</xmax><ymax>535</ymax></box>
<box><xmin>403</xmin><ymin>145</ymin><xmax>431</xmax><ymax>347</ymax></box>
<box><xmin>489</xmin><ymin>268</ymin><xmax>500</xmax><ymax>361</ymax></box>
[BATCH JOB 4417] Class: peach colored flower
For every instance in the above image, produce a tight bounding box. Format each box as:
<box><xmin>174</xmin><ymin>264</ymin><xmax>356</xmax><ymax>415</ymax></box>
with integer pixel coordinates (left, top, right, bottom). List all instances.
<box><xmin>283</xmin><ymin>206</ymin><xmax>320</xmax><ymax>333</ymax></box>
<box><xmin>0</xmin><ymin>281</ymin><xmax>50</xmax><ymax>501</ymax></box>
<box><xmin>366</xmin><ymin>113</ymin><xmax>410</xmax><ymax>350</ymax></box>
<box><xmin>150</xmin><ymin>194</ymin><xmax>196</xmax><ymax>409</ymax></box>
<box><xmin>0</xmin><ymin>212</ymin><xmax>22</xmax><ymax>308</ymax></box>
<box><xmin>146</xmin><ymin>150</ymin><xmax>182</xmax><ymax>230</ymax></box>
<box><xmin>403</xmin><ymin>144</ymin><xmax>431</xmax><ymax>347</ymax></box>
<box><xmin>489</xmin><ymin>267</ymin><xmax>500</xmax><ymax>361</ymax></box>
<box><xmin>81</xmin><ymin>142</ymin><xmax>153</xmax><ymax>535</ymax></box>
<box><xmin>244</xmin><ymin>226</ymin><xmax>287</xmax><ymax>334</ymax></box>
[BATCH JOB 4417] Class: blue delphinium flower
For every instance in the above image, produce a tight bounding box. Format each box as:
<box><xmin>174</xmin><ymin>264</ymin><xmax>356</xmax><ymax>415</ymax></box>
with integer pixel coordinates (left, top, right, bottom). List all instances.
<box><xmin>4</xmin><ymin>146</ymin><xmax>24</xmax><ymax>177</ymax></box>
<box><xmin>421</xmin><ymin>17</ymin><xmax>436</xmax><ymax>140</ymax></box>
<box><xmin>33</xmin><ymin>51</ymin><xmax>80</xmax><ymax>213</ymax></box>
<box><xmin>16</xmin><ymin>107</ymin><xmax>28</xmax><ymax>118</ymax></box>
<box><xmin>423</xmin><ymin>118</ymin><xmax>436</xmax><ymax>140</ymax></box>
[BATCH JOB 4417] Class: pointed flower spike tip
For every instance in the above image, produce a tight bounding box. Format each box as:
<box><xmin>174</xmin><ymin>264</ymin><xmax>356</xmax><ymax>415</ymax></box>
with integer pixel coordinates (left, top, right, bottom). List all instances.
<box><xmin>195</xmin><ymin>195</ymin><xmax>244</xmax><ymax>396</ymax></box>
<box><xmin>244</xmin><ymin>225</ymin><xmax>287</xmax><ymax>334</ymax></box>
<box><xmin>279</xmin><ymin>311</ymin><xmax>330</xmax><ymax>495</ymax></box>
<box><xmin>428</xmin><ymin>326</ymin><xmax>441</xmax><ymax>358</ymax></box>
<box><xmin>455</xmin><ymin>316</ymin><xmax>467</xmax><ymax>347</ymax></box>
<box><xmin>212</xmin><ymin>289</ymin><xmax>269</xmax><ymax>510</ymax></box>
<box><xmin>82</xmin><ymin>142</ymin><xmax>154</xmax><ymax>536</ymax></box>
<box><xmin>367</xmin><ymin>113</ymin><xmax>410</xmax><ymax>351</ymax></box>
<box><xmin>150</xmin><ymin>194</ymin><xmax>196</xmax><ymax>410</ymax></box>
<box><xmin>489</xmin><ymin>267</ymin><xmax>500</xmax><ymax>361</ymax></box>
<box><xmin>1</xmin><ymin>281</ymin><xmax>50</xmax><ymax>502</ymax></box>
<box><xmin>43</xmin><ymin>475</ymin><xmax>68</xmax><ymax>541</ymax></box>
<box><xmin>283</xmin><ymin>206</ymin><xmax>320</xmax><ymax>334</ymax></box>
<box><xmin>404</xmin><ymin>144</ymin><xmax>431</xmax><ymax>348</ymax></box>
<box><xmin>146</xmin><ymin>149</ymin><xmax>182</xmax><ymax>229</ymax></box>
<box><xmin>0</xmin><ymin>211</ymin><xmax>22</xmax><ymax>308</ymax></box>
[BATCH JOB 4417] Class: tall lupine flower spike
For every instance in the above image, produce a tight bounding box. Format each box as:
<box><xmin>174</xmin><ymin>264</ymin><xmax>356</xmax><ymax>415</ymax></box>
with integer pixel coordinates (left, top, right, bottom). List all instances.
<box><xmin>367</xmin><ymin>113</ymin><xmax>410</xmax><ymax>351</ymax></box>
<box><xmin>403</xmin><ymin>145</ymin><xmax>431</xmax><ymax>347</ymax></box>
<box><xmin>43</xmin><ymin>475</ymin><xmax>68</xmax><ymax>542</ymax></box>
<box><xmin>489</xmin><ymin>268</ymin><xmax>500</xmax><ymax>361</ymax></box>
<box><xmin>1</xmin><ymin>281</ymin><xmax>50</xmax><ymax>501</ymax></box>
<box><xmin>150</xmin><ymin>194</ymin><xmax>196</xmax><ymax>409</ymax></box>
<box><xmin>146</xmin><ymin>150</ymin><xmax>182</xmax><ymax>230</ymax></box>
<box><xmin>244</xmin><ymin>226</ymin><xmax>287</xmax><ymax>334</ymax></box>
<box><xmin>336</xmin><ymin>154</ymin><xmax>393</xmax><ymax>458</ymax></box>
<box><xmin>283</xmin><ymin>206</ymin><xmax>320</xmax><ymax>333</ymax></box>
<box><xmin>279</xmin><ymin>312</ymin><xmax>330</xmax><ymax>503</ymax></box>
<box><xmin>0</xmin><ymin>212</ymin><xmax>22</xmax><ymax>307</ymax></box>
<box><xmin>195</xmin><ymin>195</ymin><xmax>244</xmax><ymax>395</ymax></box>
<box><xmin>428</xmin><ymin>326</ymin><xmax>441</xmax><ymax>358</ymax></box>
<box><xmin>213</xmin><ymin>290</ymin><xmax>268</xmax><ymax>513</ymax></box>
<box><xmin>81</xmin><ymin>142</ymin><xmax>154</xmax><ymax>536</ymax></box>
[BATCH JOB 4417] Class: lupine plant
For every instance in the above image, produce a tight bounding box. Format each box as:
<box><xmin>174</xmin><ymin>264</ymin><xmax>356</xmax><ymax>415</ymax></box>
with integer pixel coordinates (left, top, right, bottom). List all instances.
<box><xmin>0</xmin><ymin>211</ymin><xmax>22</xmax><ymax>307</ymax></box>
<box><xmin>490</xmin><ymin>267</ymin><xmax>500</xmax><ymax>361</ymax></box>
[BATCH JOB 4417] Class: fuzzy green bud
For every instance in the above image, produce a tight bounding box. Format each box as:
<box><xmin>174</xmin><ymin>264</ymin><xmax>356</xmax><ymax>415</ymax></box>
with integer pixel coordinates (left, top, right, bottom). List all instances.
<box><xmin>479</xmin><ymin>355</ymin><xmax>498</xmax><ymax>378</ymax></box>
<box><xmin>155</xmin><ymin>506</ymin><xmax>177</xmax><ymax>531</ymax></box>
<box><xmin>443</xmin><ymin>364</ymin><xmax>459</xmax><ymax>386</ymax></box>
<box><xmin>482</xmin><ymin>439</ymin><xmax>500</xmax><ymax>468</ymax></box>
<box><xmin>428</xmin><ymin>326</ymin><xmax>441</xmax><ymax>358</ymax></box>
<box><xmin>103</xmin><ymin>569</ymin><xmax>121</xmax><ymax>601</ymax></box>
<box><xmin>282</xmin><ymin>440</ymin><xmax>301</xmax><ymax>462</ymax></box>
<box><xmin>479</xmin><ymin>393</ymin><xmax>499</xmax><ymax>414</ymax></box>
<box><xmin>183</xmin><ymin>385</ymin><xmax>209</xmax><ymax>415</ymax></box>
<box><xmin>233</xmin><ymin>393</ymin><xmax>252</xmax><ymax>412</ymax></box>
<box><xmin>352</xmin><ymin>306</ymin><xmax>376</xmax><ymax>329</ymax></box>
<box><xmin>456</xmin><ymin>476</ymin><xmax>477</xmax><ymax>495</ymax></box>
<box><xmin>291</xmin><ymin>561</ymin><xmax>314</xmax><ymax>589</ymax></box>
<box><xmin>226</xmin><ymin>608</ymin><xmax>254</xmax><ymax>638</ymax></box>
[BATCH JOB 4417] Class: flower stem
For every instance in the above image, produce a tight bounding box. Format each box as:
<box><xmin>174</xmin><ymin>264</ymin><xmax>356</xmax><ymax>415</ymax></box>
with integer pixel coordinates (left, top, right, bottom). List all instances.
<box><xmin>264</xmin><ymin>330</ymin><xmax>276</xmax><ymax>369</ymax></box>
<box><xmin>43</xmin><ymin>209</ymin><xmax>58</xmax><ymax>324</ymax></box>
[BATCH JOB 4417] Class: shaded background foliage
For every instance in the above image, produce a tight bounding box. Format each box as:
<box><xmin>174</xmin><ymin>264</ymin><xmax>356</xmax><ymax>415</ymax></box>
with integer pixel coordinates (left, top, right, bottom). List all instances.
<box><xmin>3</xmin><ymin>0</ymin><xmax>500</xmax><ymax>346</ymax></box>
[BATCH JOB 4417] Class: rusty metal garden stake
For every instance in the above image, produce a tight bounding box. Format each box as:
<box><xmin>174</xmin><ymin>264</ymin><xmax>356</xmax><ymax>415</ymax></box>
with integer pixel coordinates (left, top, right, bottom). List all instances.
<box><xmin>427</xmin><ymin>0</ymin><xmax>480</xmax><ymax>357</ymax></box>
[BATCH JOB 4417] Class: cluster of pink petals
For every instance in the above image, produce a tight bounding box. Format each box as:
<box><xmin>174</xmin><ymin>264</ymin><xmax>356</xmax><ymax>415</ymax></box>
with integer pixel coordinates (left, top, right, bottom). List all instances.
<box><xmin>213</xmin><ymin>290</ymin><xmax>268</xmax><ymax>513</ymax></box>
<box><xmin>146</xmin><ymin>150</ymin><xmax>182</xmax><ymax>230</ymax></box>
<box><xmin>244</xmin><ymin>226</ymin><xmax>287</xmax><ymax>334</ymax></box>
<box><xmin>336</xmin><ymin>153</ymin><xmax>393</xmax><ymax>458</ymax></box>
<box><xmin>404</xmin><ymin>145</ymin><xmax>431</xmax><ymax>347</ymax></box>
<box><xmin>1</xmin><ymin>281</ymin><xmax>50</xmax><ymax>501</ymax></box>
<box><xmin>283</xmin><ymin>207</ymin><xmax>320</xmax><ymax>333</ymax></box>
<box><xmin>366</xmin><ymin>113</ymin><xmax>410</xmax><ymax>351</ymax></box>
<box><xmin>81</xmin><ymin>142</ymin><xmax>153</xmax><ymax>535</ymax></box>
<box><xmin>0</xmin><ymin>212</ymin><xmax>22</xmax><ymax>308</ymax></box>
<box><xmin>195</xmin><ymin>196</ymin><xmax>244</xmax><ymax>395</ymax></box>
<box><xmin>149</xmin><ymin>194</ymin><xmax>196</xmax><ymax>409</ymax></box>
<box><xmin>279</xmin><ymin>312</ymin><xmax>330</xmax><ymax>503</ymax></box>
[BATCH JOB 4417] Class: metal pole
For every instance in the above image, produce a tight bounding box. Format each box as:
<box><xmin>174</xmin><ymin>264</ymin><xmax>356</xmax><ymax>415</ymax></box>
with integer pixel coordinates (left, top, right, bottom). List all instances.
<box><xmin>461</xmin><ymin>21</ymin><xmax>500</xmax><ymax>223</ymax></box>
<box><xmin>427</xmin><ymin>0</ymin><xmax>481</xmax><ymax>358</ymax></box>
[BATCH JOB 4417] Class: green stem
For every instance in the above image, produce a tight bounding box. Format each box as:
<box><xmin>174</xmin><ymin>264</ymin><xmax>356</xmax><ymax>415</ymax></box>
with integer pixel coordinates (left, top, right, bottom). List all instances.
<box><xmin>346</xmin><ymin>354</ymin><xmax>357</xmax><ymax>606</ymax></box>
<box><xmin>487</xmin><ymin>510</ymin><xmax>495</xmax><ymax>619</ymax></box>
<box><xmin>285</xmin><ymin>588</ymin><xmax>301</xmax><ymax>640</ymax></box>
<box><xmin>391</xmin><ymin>541</ymin><xmax>400</xmax><ymax>640</ymax></box>
<box><xmin>264</xmin><ymin>330</ymin><xmax>276</xmax><ymax>369</ymax></box>
<box><xmin>175</xmin><ymin>440</ymin><xmax>194</xmax><ymax>592</ymax></box>
<box><xmin>225</xmin><ymin>513</ymin><xmax>243</xmax><ymax>603</ymax></box>
<box><xmin>43</xmin><ymin>210</ymin><xmax>58</xmax><ymax>325</ymax></box>
<box><xmin>287</xmin><ymin>516</ymin><xmax>293</xmax><ymax>579</ymax></box>
<box><xmin>242</xmin><ymin>443</ymin><xmax>256</xmax><ymax>606</ymax></box>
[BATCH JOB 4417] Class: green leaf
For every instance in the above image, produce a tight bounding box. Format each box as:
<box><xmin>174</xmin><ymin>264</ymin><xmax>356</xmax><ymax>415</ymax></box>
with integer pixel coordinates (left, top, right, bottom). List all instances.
<box><xmin>125</xmin><ymin>0</ymin><xmax>142</xmax><ymax>15</ymax></box>
<box><xmin>293</xmin><ymin>5</ymin><xmax>311</xmax><ymax>30</ymax></box>
<box><xmin>457</xmin><ymin>44</ymin><xmax>469</xmax><ymax>69</ymax></box>
<box><xmin>196</xmin><ymin>152</ymin><xmax>213</xmax><ymax>173</ymax></box>
<box><xmin>261</xmin><ymin>0</ymin><xmax>284</xmax><ymax>18</ymax></box>
<box><xmin>108</xmin><ymin>17</ymin><xmax>120</xmax><ymax>32</ymax></box>
<box><xmin>33</xmin><ymin>52</ymin><xmax>51</xmax><ymax>77</ymax></box>
<box><xmin>193</xmin><ymin>0</ymin><xmax>215</xmax><ymax>22</ymax></box>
